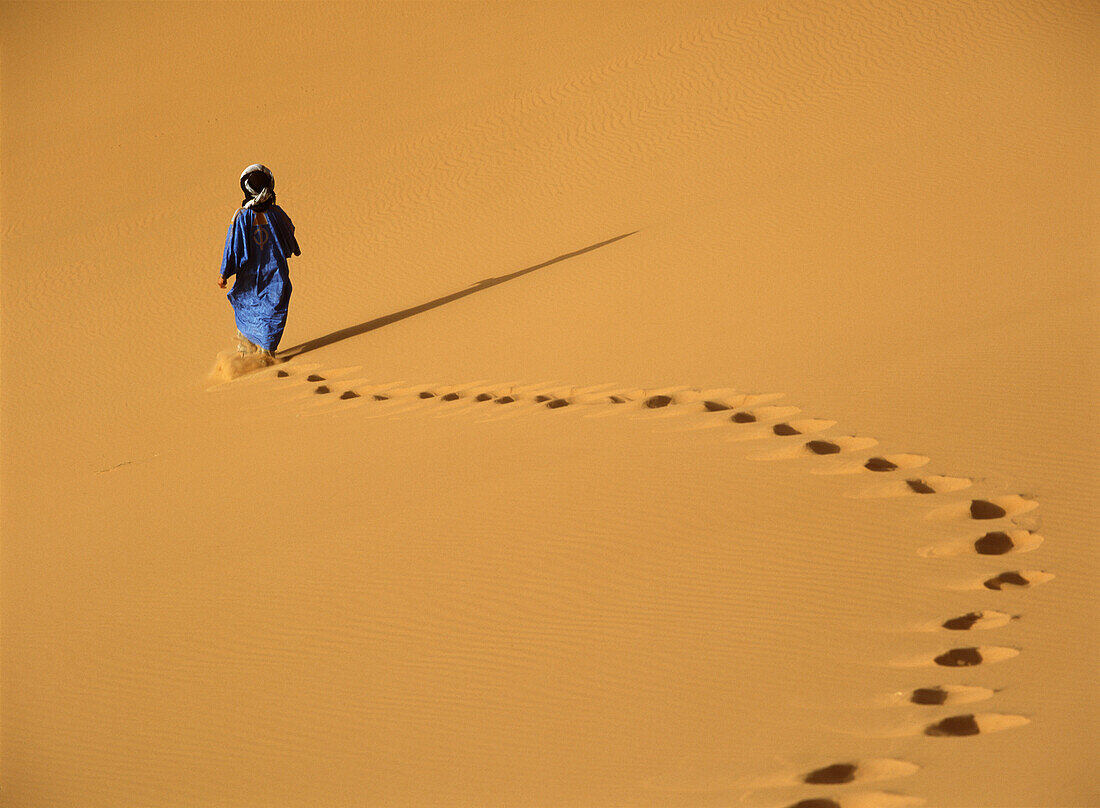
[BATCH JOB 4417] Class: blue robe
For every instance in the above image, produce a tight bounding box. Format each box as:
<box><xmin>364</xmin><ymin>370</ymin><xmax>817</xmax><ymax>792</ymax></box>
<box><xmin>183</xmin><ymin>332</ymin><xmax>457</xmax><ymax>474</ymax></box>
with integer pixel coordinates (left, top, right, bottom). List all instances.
<box><xmin>220</xmin><ymin>205</ymin><xmax>299</xmax><ymax>351</ymax></box>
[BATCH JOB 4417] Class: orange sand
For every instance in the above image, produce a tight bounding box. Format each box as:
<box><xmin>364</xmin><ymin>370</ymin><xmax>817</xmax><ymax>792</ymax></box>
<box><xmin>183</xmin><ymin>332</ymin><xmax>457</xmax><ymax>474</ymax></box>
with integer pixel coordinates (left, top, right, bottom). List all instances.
<box><xmin>2</xmin><ymin>1</ymin><xmax>1097</xmax><ymax>806</ymax></box>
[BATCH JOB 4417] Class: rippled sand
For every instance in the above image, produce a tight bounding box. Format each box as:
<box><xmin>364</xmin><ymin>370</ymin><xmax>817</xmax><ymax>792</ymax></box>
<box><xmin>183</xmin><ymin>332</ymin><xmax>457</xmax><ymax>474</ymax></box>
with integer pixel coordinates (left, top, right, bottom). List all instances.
<box><xmin>2</xmin><ymin>2</ymin><xmax>1096</xmax><ymax>806</ymax></box>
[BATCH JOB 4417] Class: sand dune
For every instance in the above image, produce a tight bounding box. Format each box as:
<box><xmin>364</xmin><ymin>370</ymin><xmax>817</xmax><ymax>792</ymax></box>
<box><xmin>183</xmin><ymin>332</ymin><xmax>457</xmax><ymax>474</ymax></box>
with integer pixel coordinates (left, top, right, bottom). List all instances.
<box><xmin>2</xmin><ymin>1</ymin><xmax>1097</xmax><ymax>806</ymax></box>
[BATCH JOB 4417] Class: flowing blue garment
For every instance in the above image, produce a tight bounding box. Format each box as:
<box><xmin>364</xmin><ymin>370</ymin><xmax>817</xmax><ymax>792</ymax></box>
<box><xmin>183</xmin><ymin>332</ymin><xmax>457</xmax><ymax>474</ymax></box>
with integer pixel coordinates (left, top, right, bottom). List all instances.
<box><xmin>220</xmin><ymin>205</ymin><xmax>299</xmax><ymax>351</ymax></box>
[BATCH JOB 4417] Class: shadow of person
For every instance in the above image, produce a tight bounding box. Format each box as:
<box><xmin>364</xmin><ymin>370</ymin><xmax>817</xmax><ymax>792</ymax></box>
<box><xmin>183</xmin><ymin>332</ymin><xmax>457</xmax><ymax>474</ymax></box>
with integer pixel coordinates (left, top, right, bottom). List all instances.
<box><xmin>278</xmin><ymin>231</ymin><xmax>637</xmax><ymax>360</ymax></box>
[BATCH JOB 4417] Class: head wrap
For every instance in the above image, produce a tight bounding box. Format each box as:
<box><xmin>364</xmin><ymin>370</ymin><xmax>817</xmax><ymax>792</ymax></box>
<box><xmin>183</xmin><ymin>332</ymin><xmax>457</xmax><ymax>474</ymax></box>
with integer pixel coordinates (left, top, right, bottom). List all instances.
<box><xmin>234</xmin><ymin>164</ymin><xmax>301</xmax><ymax>260</ymax></box>
<box><xmin>240</xmin><ymin>164</ymin><xmax>276</xmax><ymax>212</ymax></box>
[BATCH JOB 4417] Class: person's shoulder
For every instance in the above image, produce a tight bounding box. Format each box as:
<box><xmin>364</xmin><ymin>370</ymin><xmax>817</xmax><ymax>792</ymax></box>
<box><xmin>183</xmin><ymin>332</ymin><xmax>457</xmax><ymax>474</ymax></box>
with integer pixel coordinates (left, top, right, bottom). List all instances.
<box><xmin>231</xmin><ymin>207</ymin><xmax>251</xmax><ymax>224</ymax></box>
<box><xmin>270</xmin><ymin>204</ymin><xmax>294</xmax><ymax>224</ymax></box>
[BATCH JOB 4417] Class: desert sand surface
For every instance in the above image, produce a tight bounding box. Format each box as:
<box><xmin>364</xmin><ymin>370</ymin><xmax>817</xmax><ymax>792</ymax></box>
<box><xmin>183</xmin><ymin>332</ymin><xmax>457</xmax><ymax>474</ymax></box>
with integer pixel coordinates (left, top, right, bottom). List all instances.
<box><xmin>2</xmin><ymin>1</ymin><xmax>1097</xmax><ymax>806</ymax></box>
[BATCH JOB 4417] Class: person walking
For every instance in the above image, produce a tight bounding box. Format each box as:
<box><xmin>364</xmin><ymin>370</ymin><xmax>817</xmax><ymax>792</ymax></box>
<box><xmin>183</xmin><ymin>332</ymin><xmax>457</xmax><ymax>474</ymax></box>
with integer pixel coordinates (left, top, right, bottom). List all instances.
<box><xmin>219</xmin><ymin>164</ymin><xmax>301</xmax><ymax>359</ymax></box>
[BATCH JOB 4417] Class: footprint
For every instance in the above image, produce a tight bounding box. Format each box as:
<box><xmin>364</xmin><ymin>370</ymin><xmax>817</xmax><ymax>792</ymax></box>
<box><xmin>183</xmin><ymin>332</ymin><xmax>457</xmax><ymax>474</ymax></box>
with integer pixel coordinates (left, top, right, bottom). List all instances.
<box><xmin>314</xmin><ymin>385</ymin><xmax>330</xmax><ymax>395</ymax></box>
<box><xmin>776</xmin><ymin>419</ymin><xmax>836</xmax><ymax>435</ymax></box>
<box><xmin>730</xmin><ymin>417</ymin><xmax>834</xmax><ymax>441</ymax></box>
<box><xmin>276</xmin><ymin>369</ymin><xmax>290</xmax><ymax>378</ymax></box>
<box><xmin>306</xmin><ymin>374</ymin><xmax>325</xmax><ymax>382</ymax></box>
<box><xmin>893</xmin><ymin>645</ymin><xmax>1018</xmax><ymax>667</ymax></box>
<box><xmin>441</xmin><ymin>392</ymin><xmax>462</xmax><ymax>401</ymax></box>
<box><xmin>698</xmin><ymin>392</ymin><xmax>786</xmax><ymax>412</ymax></box>
<box><xmin>923</xmin><ymin>713</ymin><xmax>1029</xmax><ymax>737</ymax></box>
<box><xmin>975</xmin><ymin>531</ymin><xmax>1030</xmax><ymax>555</ymax></box>
<box><xmin>644</xmin><ymin>394</ymin><xmax>675</xmax><ymax>408</ymax></box>
<box><xmin>475</xmin><ymin>392</ymin><xmax>495</xmax><ymax>402</ymax></box>
<box><xmin>804</xmin><ymin>763</ymin><xmax>858</xmax><ymax>785</ymax></box>
<box><xmin>948</xmin><ymin>569</ymin><xmax>1054</xmax><ymax>591</ymax></box>
<box><xmin>925</xmin><ymin>495</ymin><xmax>1038</xmax><ymax>522</ymax></box>
<box><xmin>864</xmin><ymin>456</ymin><xmax>898</xmax><ymax>472</ymax></box>
<box><xmin>903</xmin><ymin>476</ymin><xmax>971</xmax><ymax>495</ymax></box>
<box><xmin>729</xmin><ymin>405</ymin><xmax>803</xmax><ymax>425</ymax></box>
<box><xmin>917</xmin><ymin>530</ymin><xmax>1043</xmax><ymax>558</ymax></box>
<box><xmin>495</xmin><ymin>395</ymin><xmax>516</xmax><ymax>404</ymax></box>
<box><xmin>934</xmin><ymin>647</ymin><xmax>983</xmax><ymax>666</ymax></box>
<box><xmin>753</xmin><ymin>758</ymin><xmax>918</xmax><ymax>790</ymax></box>
<box><xmin>938</xmin><ymin>610</ymin><xmax>1016</xmax><ymax>630</ymax></box>
<box><xmin>914</xmin><ymin>611</ymin><xmax>1017</xmax><ymax>632</ymax></box>
<box><xmin>770</xmin><ymin>424</ymin><xmax>827</xmax><ymax>435</ymax></box>
<box><xmin>850</xmin><ymin>475</ymin><xmax>972</xmax><ymax>499</ymax></box>
<box><xmin>418</xmin><ymin>391</ymin><xmax>436</xmax><ymax>399</ymax></box>
<box><xmin>802</xmin><ymin>759</ymin><xmax>918</xmax><ymax>786</ymax></box>
<box><xmin>906</xmin><ymin>685</ymin><xmax>997</xmax><ymax>706</ymax></box>
<box><xmin>750</xmin><ymin>436</ymin><xmax>879</xmax><ymax>461</ymax></box>
<box><xmin>971</xmin><ymin>500</ymin><xmax>1007</xmax><ymax>519</ymax></box>
<box><xmin>934</xmin><ymin>645</ymin><xmax>1020</xmax><ymax>667</ymax></box>
<box><xmin>812</xmin><ymin>454</ymin><xmax>930</xmax><ymax>476</ymax></box>
<box><xmin>339</xmin><ymin>390</ymin><xmax>360</xmax><ymax>400</ymax></box>
<box><xmin>983</xmin><ymin>570</ymin><xmax>1055</xmax><ymax>590</ymax></box>
<box><xmin>547</xmin><ymin>398</ymin><xmax>571</xmax><ymax>409</ymax></box>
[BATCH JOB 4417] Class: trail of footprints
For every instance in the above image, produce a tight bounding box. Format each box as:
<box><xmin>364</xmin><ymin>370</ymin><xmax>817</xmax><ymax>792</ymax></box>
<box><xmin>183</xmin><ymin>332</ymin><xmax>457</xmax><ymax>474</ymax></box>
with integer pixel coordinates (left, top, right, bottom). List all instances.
<box><xmin>260</xmin><ymin>365</ymin><xmax>1051</xmax><ymax>807</ymax></box>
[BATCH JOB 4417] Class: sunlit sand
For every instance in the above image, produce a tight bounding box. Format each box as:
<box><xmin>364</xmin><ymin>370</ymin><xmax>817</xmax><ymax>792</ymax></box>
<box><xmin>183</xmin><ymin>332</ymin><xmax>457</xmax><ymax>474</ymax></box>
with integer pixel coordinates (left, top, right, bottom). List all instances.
<box><xmin>2</xmin><ymin>2</ymin><xmax>1096</xmax><ymax>806</ymax></box>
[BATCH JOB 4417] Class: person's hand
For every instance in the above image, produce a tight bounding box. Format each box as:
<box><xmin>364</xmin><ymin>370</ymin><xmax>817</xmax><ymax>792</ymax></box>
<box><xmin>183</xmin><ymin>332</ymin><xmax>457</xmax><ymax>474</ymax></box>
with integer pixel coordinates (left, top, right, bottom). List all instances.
<box><xmin>217</xmin><ymin>277</ymin><xmax>227</xmax><ymax>289</ymax></box>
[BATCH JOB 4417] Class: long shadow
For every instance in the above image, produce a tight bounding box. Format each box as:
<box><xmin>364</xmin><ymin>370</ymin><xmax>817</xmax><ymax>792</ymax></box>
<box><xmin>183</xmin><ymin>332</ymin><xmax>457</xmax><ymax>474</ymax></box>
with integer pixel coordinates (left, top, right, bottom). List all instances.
<box><xmin>278</xmin><ymin>231</ymin><xmax>637</xmax><ymax>360</ymax></box>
